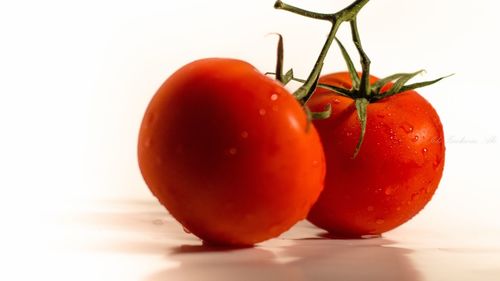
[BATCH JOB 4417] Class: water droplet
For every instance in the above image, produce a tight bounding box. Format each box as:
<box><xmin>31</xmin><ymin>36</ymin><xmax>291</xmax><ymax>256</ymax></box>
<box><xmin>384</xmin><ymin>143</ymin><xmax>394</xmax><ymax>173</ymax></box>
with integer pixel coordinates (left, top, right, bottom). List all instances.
<box><xmin>259</xmin><ymin>109</ymin><xmax>267</xmax><ymax>116</ymax></box>
<box><xmin>346</xmin><ymin>131</ymin><xmax>353</xmax><ymax>137</ymax></box>
<box><xmin>144</xmin><ymin>138</ymin><xmax>152</xmax><ymax>148</ymax></box>
<box><xmin>411</xmin><ymin>193</ymin><xmax>419</xmax><ymax>201</ymax></box>
<box><xmin>400</xmin><ymin>123</ymin><xmax>414</xmax><ymax>133</ymax></box>
<box><xmin>333</xmin><ymin>98</ymin><xmax>341</xmax><ymax>104</ymax></box>
<box><xmin>422</xmin><ymin>148</ymin><xmax>428</xmax><ymax>156</ymax></box>
<box><xmin>412</xmin><ymin>135</ymin><xmax>419</xmax><ymax>142</ymax></box>
<box><xmin>144</xmin><ymin>113</ymin><xmax>156</xmax><ymax>129</ymax></box>
<box><xmin>183</xmin><ymin>226</ymin><xmax>191</xmax><ymax>234</ymax></box>
<box><xmin>384</xmin><ymin>188</ymin><xmax>393</xmax><ymax>195</ymax></box>
<box><xmin>433</xmin><ymin>157</ymin><xmax>441</xmax><ymax>169</ymax></box>
<box><xmin>367</xmin><ymin>206</ymin><xmax>374</xmax><ymax>212</ymax></box>
<box><xmin>228</xmin><ymin>147</ymin><xmax>238</xmax><ymax>155</ymax></box>
<box><xmin>270</xmin><ymin>93</ymin><xmax>279</xmax><ymax>101</ymax></box>
<box><xmin>155</xmin><ymin>156</ymin><xmax>163</xmax><ymax>165</ymax></box>
<box><xmin>376</xmin><ymin>219</ymin><xmax>385</xmax><ymax>225</ymax></box>
<box><xmin>240</xmin><ymin>131</ymin><xmax>249</xmax><ymax>138</ymax></box>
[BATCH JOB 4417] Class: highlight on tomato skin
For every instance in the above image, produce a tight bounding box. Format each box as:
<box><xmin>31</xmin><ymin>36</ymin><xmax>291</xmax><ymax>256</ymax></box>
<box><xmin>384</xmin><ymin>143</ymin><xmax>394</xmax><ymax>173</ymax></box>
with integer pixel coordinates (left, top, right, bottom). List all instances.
<box><xmin>306</xmin><ymin>72</ymin><xmax>445</xmax><ymax>238</ymax></box>
<box><xmin>138</xmin><ymin>58</ymin><xmax>326</xmax><ymax>246</ymax></box>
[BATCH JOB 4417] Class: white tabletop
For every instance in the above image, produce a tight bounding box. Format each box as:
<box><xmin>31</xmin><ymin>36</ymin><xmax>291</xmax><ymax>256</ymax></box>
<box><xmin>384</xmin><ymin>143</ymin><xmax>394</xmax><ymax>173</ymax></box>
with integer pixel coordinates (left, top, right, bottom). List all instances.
<box><xmin>9</xmin><ymin>198</ymin><xmax>497</xmax><ymax>281</ymax></box>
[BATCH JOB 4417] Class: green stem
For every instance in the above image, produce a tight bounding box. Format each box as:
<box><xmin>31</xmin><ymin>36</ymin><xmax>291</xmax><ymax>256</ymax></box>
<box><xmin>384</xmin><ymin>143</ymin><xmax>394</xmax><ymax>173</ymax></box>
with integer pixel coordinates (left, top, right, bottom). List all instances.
<box><xmin>275</xmin><ymin>0</ymin><xmax>370</xmax><ymax>104</ymax></box>
<box><xmin>350</xmin><ymin>18</ymin><xmax>371</xmax><ymax>98</ymax></box>
<box><xmin>274</xmin><ymin>0</ymin><xmax>331</xmax><ymax>21</ymax></box>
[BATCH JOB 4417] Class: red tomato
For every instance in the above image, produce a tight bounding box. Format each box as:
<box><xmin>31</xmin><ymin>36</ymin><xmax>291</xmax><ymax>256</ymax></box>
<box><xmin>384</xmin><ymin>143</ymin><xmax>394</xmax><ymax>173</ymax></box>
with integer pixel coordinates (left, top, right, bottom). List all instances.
<box><xmin>307</xmin><ymin>72</ymin><xmax>445</xmax><ymax>237</ymax></box>
<box><xmin>138</xmin><ymin>58</ymin><xmax>325</xmax><ymax>246</ymax></box>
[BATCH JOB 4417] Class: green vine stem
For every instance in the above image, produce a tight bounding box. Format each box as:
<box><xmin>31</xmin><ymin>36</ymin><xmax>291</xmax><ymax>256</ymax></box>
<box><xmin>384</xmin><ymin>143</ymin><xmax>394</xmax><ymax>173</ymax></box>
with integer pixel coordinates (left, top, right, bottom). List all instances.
<box><xmin>274</xmin><ymin>0</ymin><xmax>370</xmax><ymax>104</ymax></box>
<box><xmin>274</xmin><ymin>0</ymin><xmax>449</xmax><ymax>157</ymax></box>
<box><xmin>350</xmin><ymin>18</ymin><xmax>371</xmax><ymax>98</ymax></box>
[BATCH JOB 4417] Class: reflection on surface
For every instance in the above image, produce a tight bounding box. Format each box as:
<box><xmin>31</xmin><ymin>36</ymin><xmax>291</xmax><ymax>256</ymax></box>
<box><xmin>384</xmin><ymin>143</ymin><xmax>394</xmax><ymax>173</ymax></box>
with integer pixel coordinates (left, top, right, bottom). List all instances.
<box><xmin>71</xmin><ymin>200</ymin><xmax>420</xmax><ymax>281</ymax></box>
<box><xmin>67</xmin><ymin>199</ymin><xmax>500</xmax><ymax>281</ymax></box>
<box><xmin>146</xmin><ymin>236</ymin><xmax>420</xmax><ymax>281</ymax></box>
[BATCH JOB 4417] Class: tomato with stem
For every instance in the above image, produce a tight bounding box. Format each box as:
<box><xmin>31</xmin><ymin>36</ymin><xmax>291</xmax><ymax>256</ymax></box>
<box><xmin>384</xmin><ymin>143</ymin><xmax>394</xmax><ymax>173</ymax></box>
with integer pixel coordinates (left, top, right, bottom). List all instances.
<box><xmin>307</xmin><ymin>71</ymin><xmax>445</xmax><ymax>237</ymax></box>
<box><xmin>276</xmin><ymin>1</ymin><xmax>448</xmax><ymax>237</ymax></box>
<box><xmin>139</xmin><ymin>0</ymin><xmax>371</xmax><ymax>246</ymax></box>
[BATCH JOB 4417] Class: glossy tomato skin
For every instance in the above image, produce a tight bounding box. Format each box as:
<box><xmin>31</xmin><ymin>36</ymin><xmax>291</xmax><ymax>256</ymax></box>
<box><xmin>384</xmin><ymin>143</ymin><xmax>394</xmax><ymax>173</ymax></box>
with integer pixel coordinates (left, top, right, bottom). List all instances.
<box><xmin>307</xmin><ymin>72</ymin><xmax>445</xmax><ymax>237</ymax></box>
<box><xmin>138</xmin><ymin>58</ymin><xmax>325</xmax><ymax>246</ymax></box>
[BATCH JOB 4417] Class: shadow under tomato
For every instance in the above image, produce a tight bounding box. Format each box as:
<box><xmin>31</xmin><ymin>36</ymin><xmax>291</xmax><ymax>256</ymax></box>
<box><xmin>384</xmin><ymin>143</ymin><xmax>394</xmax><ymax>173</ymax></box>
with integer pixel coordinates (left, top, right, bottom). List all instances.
<box><xmin>146</xmin><ymin>235</ymin><xmax>422</xmax><ymax>281</ymax></box>
<box><xmin>66</xmin><ymin>199</ymin><xmax>421</xmax><ymax>281</ymax></box>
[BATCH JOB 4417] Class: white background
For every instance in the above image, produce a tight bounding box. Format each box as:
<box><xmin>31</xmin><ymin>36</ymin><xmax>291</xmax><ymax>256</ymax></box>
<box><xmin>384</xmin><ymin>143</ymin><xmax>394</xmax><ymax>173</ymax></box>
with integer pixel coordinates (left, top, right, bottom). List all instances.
<box><xmin>1</xmin><ymin>0</ymin><xmax>499</xmax><ymax>280</ymax></box>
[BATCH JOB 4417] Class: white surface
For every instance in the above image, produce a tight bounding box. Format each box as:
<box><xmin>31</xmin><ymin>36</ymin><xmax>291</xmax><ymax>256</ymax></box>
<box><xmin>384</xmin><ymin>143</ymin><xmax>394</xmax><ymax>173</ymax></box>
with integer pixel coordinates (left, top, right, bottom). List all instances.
<box><xmin>6</xmin><ymin>199</ymin><xmax>499</xmax><ymax>281</ymax></box>
<box><xmin>1</xmin><ymin>0</ymin><xmax>500</xmax><ymax>280</ymax></box>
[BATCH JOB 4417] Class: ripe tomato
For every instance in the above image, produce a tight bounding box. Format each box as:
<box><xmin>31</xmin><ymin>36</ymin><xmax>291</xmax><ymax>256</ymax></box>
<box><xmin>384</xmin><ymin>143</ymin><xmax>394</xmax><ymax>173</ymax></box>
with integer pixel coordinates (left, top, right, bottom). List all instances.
<box><xmin>307</xmin><ymin>72</ymin><xmax>445</xmax><ymax>237</ymax></box>
<box><xmin>138</xmin><ymin>58</ymin><xmax>325</xmax><ymax>246</ymax></box>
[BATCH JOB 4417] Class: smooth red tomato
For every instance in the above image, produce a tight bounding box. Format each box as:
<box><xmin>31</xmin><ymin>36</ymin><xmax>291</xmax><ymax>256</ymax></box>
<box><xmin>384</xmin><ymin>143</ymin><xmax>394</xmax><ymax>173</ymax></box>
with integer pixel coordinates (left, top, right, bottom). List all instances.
<box><xmin>138</xmin><ymin>58</ymin><xmax>325</xmax><ymax>246</ymax></box>
<box><xmin>307</xmin><ymin>72</ymin><xmax>445</xmax><ymax>237</ymax></box>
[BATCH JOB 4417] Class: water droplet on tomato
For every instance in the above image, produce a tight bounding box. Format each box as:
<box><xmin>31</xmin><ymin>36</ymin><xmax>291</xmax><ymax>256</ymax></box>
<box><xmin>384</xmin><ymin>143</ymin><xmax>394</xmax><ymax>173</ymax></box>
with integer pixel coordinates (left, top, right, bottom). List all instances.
<box><xmin>376</xmin><ymin>219</ymin><xmax>385</xmax><ymax>225</ymax></box>
<box><xmin>240</xmin><ymin>131</ymin><xmax>249</xmax><ymax>138</ymax></box>
<box><xmin>411</xmin><ymin>193</ymin><xmax>419</xmax><ymax>201</ymax></box>
<box><xmin>412</xmin><ymin>135</ymin><xmax>419</xmax><ymax>142</ymax></box>
<box><xmin>144</xmin><ymin>113</ymin><xmax>156</xmax><ymax>129</ymax></box>
<box><xmin>422</xmin><ymin>148</ymin><xmax>428</xmax><ymax>156</ymax></box>
<box><xmin>144</xmin><ymin>138</ymin><xmax>152</xmax><ymax>148</ymax></box>
<box><xmin>346</xmin><ymin>131</ymin><xmax>353</xmax><ymax>137</ymax></box>
<box><xmin>333</xmin><ymin>98</ymin><xmax>341</xmax><ymax>104</ymax></box>
<box><xmin>183</xmin><ymin>226</ymin><xmax>191</xmax><ymax>234</ymax></box>
<box><xmin>367</xmin><ymin>206</ymin><xmax>374</xmax><ymax>212</ymax></box>
<box><xmin>433</xmin><ymin>157</ymin><xmax>441</xmax><ymax>169</ymax></box>
<box><xmin>228</xmin><ymin>147</ymin><xmax>238</xmax><ymax>155</ymax></box>
<box><xmin>270</xmin><ymin>93</ymin><xmax>279</xmax><ymax>101</ymax></box>
<box><xmin>259</xmin><ymin>109</ymin><xmax>267</xmax><ymax>116</ymax></box>
<box><xmin>155</xmin><ymin>156</ymin><xmax>163</xmax><ymax>165</ymax></box>
<box><xmin>384</xmin><ymin>188</ymin><xmax>393</xmax><ymax>195</ymax></box>
<box><xmin>400</xmin><ymin>123</ymin><xmax>414</xmax><ymax>133</ymax></box>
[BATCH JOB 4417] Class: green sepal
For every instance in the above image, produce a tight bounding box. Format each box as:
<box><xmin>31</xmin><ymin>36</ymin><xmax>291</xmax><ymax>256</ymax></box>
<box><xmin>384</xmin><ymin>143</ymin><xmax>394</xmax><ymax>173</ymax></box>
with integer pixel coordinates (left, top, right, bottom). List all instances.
<box><xmin>396</xmin><ymin>74</ymin><xmax>453</xmax><ymax>94</ymax></box>
<box><xmin>371</xmin><ymin>73</ymin><xmax>409</xmax><ymax>94</ymax></box>
<box><xmin>316</xmin><ymin>83</ymin><xmax>351</xmax><ymax>97</ymax></box>
<box><xmin>353</xmin><ymin>98</ymin><xmax>369</xmax><ymax>158</ymax></box>
<box><xmin>283</xmin><ymin>68</ymin><xmax>294</xmax><ymax>84</ymax></box>
<box><xmin>311</xmin><ymin>103</ymin><xmax>332</xmax><ymax>120</ymax></box>
<box><xmin>335</xmin><ymin>37</ymin><xmax>360</xmax><ymax>90</ymax></box>
<box><xmin>274</xmin><ymin>33</ymin><xmax>285</xmax><ymax>84</ymax></box>
<box><xmin>383</xmin><ymin>70</ymin><xmax>424</xmax><ymax>97</ymax></box>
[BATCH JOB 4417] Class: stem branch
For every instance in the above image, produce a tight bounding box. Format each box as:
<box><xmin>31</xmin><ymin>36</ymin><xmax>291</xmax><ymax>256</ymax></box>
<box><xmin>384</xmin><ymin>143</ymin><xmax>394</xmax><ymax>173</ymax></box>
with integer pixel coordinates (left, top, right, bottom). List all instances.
<box><xmin>350</xmin><ymin>18</ymin><xmax>371</xmax><ymax>97</ymax></box>
<box><xmin>274</xmin><ymin>0</ymin><xmax>370</xmax><ymax>104</ymax></box>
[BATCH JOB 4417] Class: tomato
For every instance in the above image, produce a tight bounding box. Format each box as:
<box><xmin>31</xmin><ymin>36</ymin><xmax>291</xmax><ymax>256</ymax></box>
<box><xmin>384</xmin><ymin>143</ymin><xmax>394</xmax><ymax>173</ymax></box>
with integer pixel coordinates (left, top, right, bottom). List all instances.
<box><xmin>307</xmin><ymin>72</ymin><xmax>445</xmax><ymax>237</ymax></box>
<box><xmin>138</xmin><ymin>58</ymin><xmax>325</xmax><ymax>246</ymax></box>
